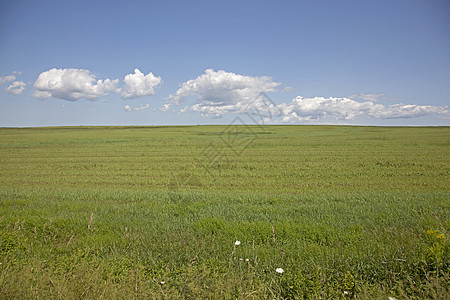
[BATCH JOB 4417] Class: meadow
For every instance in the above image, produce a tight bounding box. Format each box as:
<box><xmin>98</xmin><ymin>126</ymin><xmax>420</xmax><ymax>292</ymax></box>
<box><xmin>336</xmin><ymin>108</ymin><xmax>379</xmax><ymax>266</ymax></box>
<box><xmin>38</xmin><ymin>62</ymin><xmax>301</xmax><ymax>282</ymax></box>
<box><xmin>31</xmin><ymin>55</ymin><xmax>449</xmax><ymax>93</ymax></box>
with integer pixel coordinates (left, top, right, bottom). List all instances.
<box><xmin>0</xmin><ymin>125</ymin><xmax>448</xmax><ymax>299</ymax></box>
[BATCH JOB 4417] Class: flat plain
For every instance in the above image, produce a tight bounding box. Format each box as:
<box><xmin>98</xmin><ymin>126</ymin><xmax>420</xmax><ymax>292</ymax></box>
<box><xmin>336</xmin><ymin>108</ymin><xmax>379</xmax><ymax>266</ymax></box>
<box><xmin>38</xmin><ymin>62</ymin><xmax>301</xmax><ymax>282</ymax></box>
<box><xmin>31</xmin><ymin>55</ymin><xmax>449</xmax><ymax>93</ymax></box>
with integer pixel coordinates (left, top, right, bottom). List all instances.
<box><xmin>0</xmin><ymin>125</ymin><xmax>448</xmax><ymax>298</ymax></box>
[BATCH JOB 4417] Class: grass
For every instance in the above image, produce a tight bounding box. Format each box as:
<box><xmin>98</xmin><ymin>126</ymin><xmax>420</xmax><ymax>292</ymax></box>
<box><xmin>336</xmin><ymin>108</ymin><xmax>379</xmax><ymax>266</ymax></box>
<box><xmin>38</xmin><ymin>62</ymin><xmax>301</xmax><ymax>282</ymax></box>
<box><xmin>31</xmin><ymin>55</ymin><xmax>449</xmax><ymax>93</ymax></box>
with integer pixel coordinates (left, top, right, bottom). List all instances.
<box><xmin>0</xmin><ymin>125</ymin><xmax>448</xmax><ymax>298</ymax></box>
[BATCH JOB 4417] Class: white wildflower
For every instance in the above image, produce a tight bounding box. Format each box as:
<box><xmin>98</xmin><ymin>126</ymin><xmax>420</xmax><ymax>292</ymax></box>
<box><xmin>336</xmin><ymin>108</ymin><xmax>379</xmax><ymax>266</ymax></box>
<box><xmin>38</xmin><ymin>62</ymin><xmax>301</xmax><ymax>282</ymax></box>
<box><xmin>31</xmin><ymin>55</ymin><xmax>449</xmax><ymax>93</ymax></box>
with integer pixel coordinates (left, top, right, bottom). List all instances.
<box><xmin>276</xmin><ymin>268</ymin><xmax>284</xmax><ymax>274</ymax></box>
<box><xmin>235</xmin><ymin>240</ymin><xmax>241</xmax><ymax>246</ymax></box>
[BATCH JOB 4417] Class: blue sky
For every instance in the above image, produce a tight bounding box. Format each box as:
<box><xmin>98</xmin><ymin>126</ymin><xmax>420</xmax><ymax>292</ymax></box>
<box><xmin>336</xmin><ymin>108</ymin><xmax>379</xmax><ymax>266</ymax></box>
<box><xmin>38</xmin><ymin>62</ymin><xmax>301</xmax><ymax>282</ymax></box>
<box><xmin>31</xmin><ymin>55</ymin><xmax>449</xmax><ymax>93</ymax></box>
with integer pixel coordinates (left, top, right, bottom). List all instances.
<box><xmin>0</xmin><ymin>0</ymin><xmax>449</xmax><ymax>126</ymax></box>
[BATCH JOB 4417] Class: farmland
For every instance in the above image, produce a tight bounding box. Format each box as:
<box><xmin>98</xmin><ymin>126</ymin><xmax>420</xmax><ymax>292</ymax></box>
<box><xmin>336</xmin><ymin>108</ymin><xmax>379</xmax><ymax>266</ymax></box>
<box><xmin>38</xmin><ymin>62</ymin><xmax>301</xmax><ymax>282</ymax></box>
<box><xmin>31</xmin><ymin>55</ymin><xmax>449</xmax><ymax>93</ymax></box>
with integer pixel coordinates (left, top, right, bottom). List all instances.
<box><xmin>0</xmin><ymin>125</ymin><xmax>448</xmax><ymax>298</ymax></box>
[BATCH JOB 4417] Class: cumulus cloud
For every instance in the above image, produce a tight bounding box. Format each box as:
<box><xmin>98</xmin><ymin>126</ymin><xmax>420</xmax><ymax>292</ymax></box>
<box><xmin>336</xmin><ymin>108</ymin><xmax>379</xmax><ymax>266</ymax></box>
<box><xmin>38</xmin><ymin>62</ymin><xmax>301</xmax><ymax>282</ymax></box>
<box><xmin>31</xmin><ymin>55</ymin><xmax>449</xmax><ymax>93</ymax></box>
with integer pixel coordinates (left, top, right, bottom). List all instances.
<box><xmin>6</xmin><ymin>81</ymin><xmax>26</xmax><ymax>95</ymax></box>
<box><xmin>33</xmin><ymin>68</ymin><xmax>162</xmax><ymax>101</ymax></box>
<box><xmin>33</xmin><ymin>68</ymin><xmax>120</xmax><ymax>101</ymax></box>
<box><xmin>124</xmin><ymin>103</ymin><xmax>150</xmax><ymax>112</ymax></box>
<box><xmin>0</xmin><ymin>74</ymin><xmax>16</xmax><ymax>85</ymax></box>
<box><xmin>167</xmin><ymin>70</ymin><xmax>447</xmax><ymax>121</ymax></box>
<box><xmin>276</xmin><ymin>96</ymin><xmax>448</xmax><ymax>122</ymax></box>
<box><xmin>121</xmin><ymin>69</ymin><xmax>162</xmax><ymax>99</ymax></box>
<box><xmin>167</xmin><ymin>69</ymin><xmax>281</xmax><ymax>117</ymax></box>
<box><xmin>276</xmin><ymin>96</ymin><xmax>380</xmax><ymax>121</ymax></box>
<box><xmin>159</xmin><ymin>103</ymin><xmax>171</xmax><ymax>112</ymax></box>
<box><xmin>180</xmin><ymin>92</ymin><xmax>280</xmax><ymax>120</ymax></box>
<box><xmin>174</xmin><ymin>87</ymin><xmax>448</xmax><ymax>122</ymax></box>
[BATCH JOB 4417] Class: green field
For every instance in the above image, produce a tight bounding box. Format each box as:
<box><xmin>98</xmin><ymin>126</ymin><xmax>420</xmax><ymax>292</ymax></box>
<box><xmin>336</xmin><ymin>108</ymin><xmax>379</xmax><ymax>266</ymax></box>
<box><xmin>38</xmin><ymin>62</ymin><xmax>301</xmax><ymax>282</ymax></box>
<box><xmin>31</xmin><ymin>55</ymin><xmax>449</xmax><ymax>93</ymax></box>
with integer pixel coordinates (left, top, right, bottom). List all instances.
<box><xmin>0</xmin><ymin>125</ymin><xmax>448</xmax><ymax>299</ymax></box>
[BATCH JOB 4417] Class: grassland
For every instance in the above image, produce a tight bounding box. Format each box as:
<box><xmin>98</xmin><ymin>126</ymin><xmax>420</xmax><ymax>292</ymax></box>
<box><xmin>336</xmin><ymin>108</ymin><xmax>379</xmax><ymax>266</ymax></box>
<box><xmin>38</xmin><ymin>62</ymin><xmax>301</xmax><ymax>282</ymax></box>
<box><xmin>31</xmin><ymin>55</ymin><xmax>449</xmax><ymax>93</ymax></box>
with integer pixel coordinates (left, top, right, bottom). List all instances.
<box><xmin>0</xmin><ymin>125</ymin><xmax>448</xmax><ymax>299</ymax></box>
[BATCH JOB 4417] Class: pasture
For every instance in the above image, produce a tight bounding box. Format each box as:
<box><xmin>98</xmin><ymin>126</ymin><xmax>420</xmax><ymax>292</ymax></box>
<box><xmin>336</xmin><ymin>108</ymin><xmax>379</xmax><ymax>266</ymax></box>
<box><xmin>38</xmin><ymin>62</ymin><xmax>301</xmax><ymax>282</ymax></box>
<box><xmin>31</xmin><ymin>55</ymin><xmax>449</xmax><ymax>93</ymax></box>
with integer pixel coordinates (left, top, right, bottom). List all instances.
<box><xmin>0</xmin><ymin>125</ymin><xmax>448</xmax><ymax>298</ymax></box>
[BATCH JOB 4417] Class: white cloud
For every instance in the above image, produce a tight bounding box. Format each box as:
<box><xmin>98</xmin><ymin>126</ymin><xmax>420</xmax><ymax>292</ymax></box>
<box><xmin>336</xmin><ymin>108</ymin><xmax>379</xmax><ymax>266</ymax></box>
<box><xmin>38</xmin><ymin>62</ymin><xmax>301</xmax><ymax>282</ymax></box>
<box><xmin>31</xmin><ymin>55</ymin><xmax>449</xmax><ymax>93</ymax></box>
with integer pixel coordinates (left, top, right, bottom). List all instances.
<box><xmin>1</xmin><ymin>72</ymin><xmax>26</xmax><ymax>95</ymax></box>
<box><xmin>370</xmin><ymin>103</ymin><xmax>448</xmax><ymax>119</ymax></box>
<box><xmin>0</xmin><ymin>75</ymin><xmax>16</xmax><ymax>85</ymax></box>
<box><xmin>33</xmin><ymin>68</ymin><xmax>162</xmax><ymax>101</ymax></box>
<box><xmin>33</xmin><ymin>68</ymin><xmax>120</xmax><ymax>101</ymax></box>
<box><xmin>159</xmin><ymin>103</ymin><xmax>171</xmax><ymax>112</ymax></box>
<box><xmin>181</xmin><ymin>92</ymin><xmax>281</xmax><ymax>119</ymax></box>
<box><xmin>277</xmin><ymin>96</ymin><xmax>381</xmax><ymax>122</ymax></box>
<box><xmin>167</xmin><ymin>69</ymin><xmax>281</xmax><ymax>117</ymax></box>
<box><xmin>168</xmin><ymin>70</ymin><xmax>448</xmax><ymax>121</ymax></box>
<box><xmin>124</xmin><ymin>103</ymin><xmax>150</xmax><ymax>112</ymax></box>
<box><xmin>276</xmin><ymin>96</ymin><xmax>448</xmax><ymax>122</ymax></box>
<box><xmin>174</xmin><ymin>88</ymin><xmax>448</xmax><ymax>122</ymax></box>
<box><xmin>350</xmin><ymin>93</ymin><xmax>385</xmax><ymax>102</ymax></box>
<box><xmin>121</xmin><ymin>69</ymin><xmax>162</xmax><ymax>99</ymax></box>
<box><xmin>6</xmin><ymin>81</ymin><xmax>26</xmax><ymax>95</ymax></box>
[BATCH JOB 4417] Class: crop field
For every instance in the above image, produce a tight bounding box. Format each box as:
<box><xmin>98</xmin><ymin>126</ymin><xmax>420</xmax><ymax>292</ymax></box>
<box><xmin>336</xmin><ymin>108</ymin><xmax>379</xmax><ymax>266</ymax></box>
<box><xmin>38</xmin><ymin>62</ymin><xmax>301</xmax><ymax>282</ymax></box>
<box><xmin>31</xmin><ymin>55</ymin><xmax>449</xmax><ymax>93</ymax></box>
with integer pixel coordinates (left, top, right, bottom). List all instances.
<box><xmin>0</xmin><ymin>125</ymin><xmax>448</xmax><ymax>299</ymax></box>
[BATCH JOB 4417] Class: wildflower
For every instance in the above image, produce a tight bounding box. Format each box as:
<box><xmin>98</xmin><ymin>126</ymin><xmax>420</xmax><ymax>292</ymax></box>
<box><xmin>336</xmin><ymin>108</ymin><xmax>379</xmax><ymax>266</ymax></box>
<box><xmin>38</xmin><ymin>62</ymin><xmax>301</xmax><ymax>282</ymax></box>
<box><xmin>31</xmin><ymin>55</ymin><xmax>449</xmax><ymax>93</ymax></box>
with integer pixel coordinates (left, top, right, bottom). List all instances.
<box><xmin>160</xmin><ymin>281</ymin><xmax>165</xmax><ymax>284</ymax></box>
<box><xmin>344</xmin><ymin>291</ymin><xmax>349</xmax><ymax>296</ymax></box>
<box><xmin>239</xmin><ymin>258</ymin><xmax>243</xmax><ymax>261</ymax></box>
<box><xmin>388</xmin><ymin>298</ymin><xmax>397</xmax><ymax>300</ymax></box>
<box><xmin>276</xmin><ymin>268</ymin><xmax>284</xmax><ymax>274</ymax></box>
<box><xmin>245</xmin><ymin>258</ymin><xmax>249</xmax><ymax>262</ymax></box>
<box><xmin>235</xmin><ymin>240</ymin><xmax>241</xmax><ymax>246</ymax></box>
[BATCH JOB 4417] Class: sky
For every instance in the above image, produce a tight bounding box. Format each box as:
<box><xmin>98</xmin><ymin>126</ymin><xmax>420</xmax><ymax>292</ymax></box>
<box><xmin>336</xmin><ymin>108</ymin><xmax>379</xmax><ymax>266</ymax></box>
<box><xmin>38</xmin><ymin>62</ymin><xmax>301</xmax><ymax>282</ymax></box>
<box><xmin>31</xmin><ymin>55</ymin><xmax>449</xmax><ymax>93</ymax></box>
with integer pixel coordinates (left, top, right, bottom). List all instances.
<box><xmin>0</xmin><ymin>0</ymin><xmax>449</xmax><ymax>127</ymax></box>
